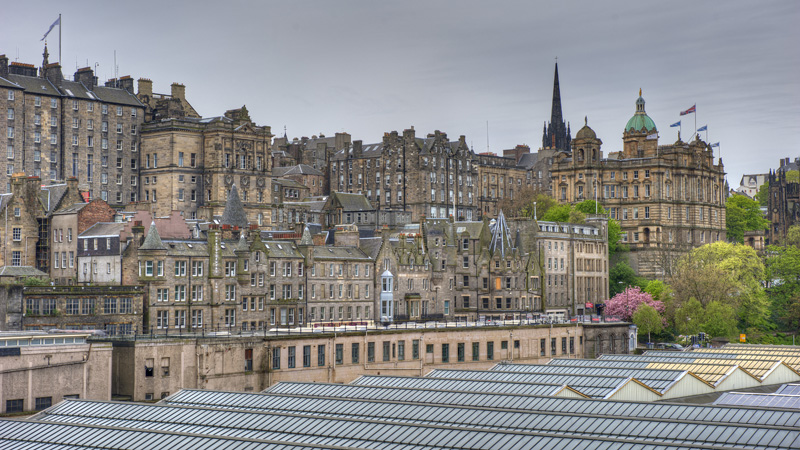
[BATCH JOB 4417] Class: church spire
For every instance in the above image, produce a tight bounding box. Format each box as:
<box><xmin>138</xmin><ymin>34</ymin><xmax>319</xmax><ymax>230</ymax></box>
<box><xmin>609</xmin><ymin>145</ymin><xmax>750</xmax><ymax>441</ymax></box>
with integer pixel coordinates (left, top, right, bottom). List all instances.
<box><xmin>551</xmin><ymin>62</ymin><xmax>563</xmax><ymax>125</ymax></box>
<box><xmin>542</xmin><ymin>62</ymin><xmax>571</xmax><ymax>152</ymax></box>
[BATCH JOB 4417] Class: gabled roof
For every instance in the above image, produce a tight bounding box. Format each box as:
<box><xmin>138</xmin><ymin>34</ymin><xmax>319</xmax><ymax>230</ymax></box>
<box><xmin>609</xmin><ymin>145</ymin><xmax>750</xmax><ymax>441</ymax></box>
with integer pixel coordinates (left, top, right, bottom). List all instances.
<box><xmin>489</xmin><ymin>211</ymin><xmax>513</xmax><ymax>258</ymax></box>
<box><xmin>139</xmin><ymin>221</ymin><xmax>166</xmax><ymax>250</ymax></box>
<box><xmin>5</xmin><ymin>73</ymin><xmax>60</xmax><ymax>96</ymax></box>
<box><xmin>90</xmin><ymin>84</ymin><xmax>144</xmax><ymax>107</ymax></box>
<box><xmin>262</xmin><ymin>241</ymin><xmax>303</xmax><ymax>259</ymax></box>
<box><xmin>327</xmin><ymin>191</ymin><xmax>374</xmax><ymax>212</ymax></box>
<box><xmin>79</xmin><ymin>222</ymin><xmax>125</xmax><ymax>238</ymax></box>
<box><xmin>273</xmin><ymin>164</ymin><xmax>324</xmax><ymax>177</ymax></box>
<box><xmin>40</xmin><ymin>183</ymin><xmax>70</xmax><ymax>215</ymax></box>
<box><xmin>311</xmin><ymin>246</ymin><xmax>371</xmax><ymax>261</ymax></box>
<box><xmin>51</xmin><ymin>202</ymin><xmax>87</xmax><ymax>215</ymax></box>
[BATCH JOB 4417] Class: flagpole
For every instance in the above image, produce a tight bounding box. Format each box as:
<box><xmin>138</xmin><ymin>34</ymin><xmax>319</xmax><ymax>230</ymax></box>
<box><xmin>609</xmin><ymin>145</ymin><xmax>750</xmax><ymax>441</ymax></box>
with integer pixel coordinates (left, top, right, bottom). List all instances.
<box><xmin>694</xmin><ymin>104</ymin><xmax>697</xmax><ymax>141</ymax></box>
<box><xmin>58</xmin><ymin>14</ymin><xmax>61</xmax><ymax>65</ymax></box>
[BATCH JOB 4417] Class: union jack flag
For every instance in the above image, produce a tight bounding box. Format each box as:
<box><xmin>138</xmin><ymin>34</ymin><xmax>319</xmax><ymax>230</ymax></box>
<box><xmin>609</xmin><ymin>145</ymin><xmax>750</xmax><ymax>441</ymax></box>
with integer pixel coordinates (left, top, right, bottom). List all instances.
<box><xmin>680</xmin><ymin>105</ymin><xmax>696</xmax><ymax>116</ymax></box>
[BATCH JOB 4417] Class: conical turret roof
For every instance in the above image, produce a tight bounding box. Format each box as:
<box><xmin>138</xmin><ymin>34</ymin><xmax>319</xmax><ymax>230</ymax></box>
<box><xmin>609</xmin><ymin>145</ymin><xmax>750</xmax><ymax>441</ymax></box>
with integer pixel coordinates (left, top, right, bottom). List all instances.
<box><xmin>221</xmin><ymin>184</ymin><xmax>248</xmax><ymax>228</ymax></box>
<box><xmin>140</xmin><ymin>221</ymin><xmax>166</xmax><ymax>250</ymax></box>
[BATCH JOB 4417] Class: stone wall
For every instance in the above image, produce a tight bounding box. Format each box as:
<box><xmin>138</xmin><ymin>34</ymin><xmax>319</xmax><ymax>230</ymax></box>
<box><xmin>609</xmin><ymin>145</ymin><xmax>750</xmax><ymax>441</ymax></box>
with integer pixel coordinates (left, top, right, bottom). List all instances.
<box><xmin>102</xmin><ymin>322</ymin><xmax>631</xmax><ymax>401</ymax></box>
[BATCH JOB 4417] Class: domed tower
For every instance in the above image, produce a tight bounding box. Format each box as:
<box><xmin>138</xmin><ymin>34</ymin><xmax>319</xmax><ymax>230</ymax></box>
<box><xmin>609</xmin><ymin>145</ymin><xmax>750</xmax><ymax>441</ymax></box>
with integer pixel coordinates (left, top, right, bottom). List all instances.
<box><xmin>623</xmin><ymin>89</ymin><xmax>658</xmax><ymax>158</ymax></box>
<box><xmin>571</xmin><ymin>116</ymin><xmax>602</xmax><ymax>168</ymax></box>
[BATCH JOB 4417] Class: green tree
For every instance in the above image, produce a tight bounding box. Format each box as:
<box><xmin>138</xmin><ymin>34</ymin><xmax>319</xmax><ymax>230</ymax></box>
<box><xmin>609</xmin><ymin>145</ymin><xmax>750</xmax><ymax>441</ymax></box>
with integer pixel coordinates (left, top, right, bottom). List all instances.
<box><xmin>702</xmin><ymin>301</ymin><xmax>739</xmax><ymax>339</ymax></box>
<box><xmin>541</xmin><ymin>204</ymin><xmax>573</xmax><ymax>222</ymax></box>
<box><xmin>633</xmin><ymin>304</ymin><xmax>664</xmax><ymax>343</ymax></box>
<box><xmin>670</xmin><ymin>242</ymin><xmax>768</xmax><ymax>330</ymax></box>
<box><xmin>574</xmin><ymin>199</ymin><xmax>604</xmax><ymax>216</ymax></box>
<box><xmin>765</xmin><ymin>244</ymin><xmax>800</xmax><ymax>330</ymax></box>
<box><xmin>674</xmin><ymin>297</ymin><xmax>704</xmax><ymax>335</ymax></box>
<box><xmin>787</xmin><ymin>170</ymin><xmax>800</xmax><ymax>183</ymax></box>
<box><xmin>520</xmin><ymin>192</ymin><xmax>558</xmax><ymax>220</ymax></box>
<box><xmin>783</xmin><ymin>225</ymin><xmax>800</xmax><ymax>248</ymax></box>
<box><xmin>726</xmin><ymin>194</ymin><xmax>769</xmax><ymax>244</ymax></box>
<box><xmin>609</xmin><ymin>261</ymin><xmax>647</xmax><ymax>297</ymax></box>
<box><xmin>755</xmin><ymin>182</ymin><xmax>769</xmax><ymax>207</ymax></box>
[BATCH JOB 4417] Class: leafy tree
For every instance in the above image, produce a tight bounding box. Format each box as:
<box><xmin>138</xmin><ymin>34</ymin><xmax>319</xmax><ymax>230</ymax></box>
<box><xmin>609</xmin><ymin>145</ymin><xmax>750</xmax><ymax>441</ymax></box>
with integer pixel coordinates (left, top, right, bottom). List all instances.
<box><xmin>644</xmin><ymin>280</ymin><xmax>671</xmax><ymax>304</ymax></box>
<box><xmin>574</xmin><ymin>199</ymin><xmax>604</xmax><ymax>216</ymax></box>
<box><xmin>633</xmin><ymin>304</ymin><xmax>664</xmax><ymax>343</ymax></box>
<box><xmin>605</xmin><ymin>286</ymin><xmax>664</xmax><ymax>322</ymax></box>
<box><xmin>606</xmin><ymin>218</ymin><xmax>625</xmax><ymax>258</ymax></box>
<box><xmin>674</xmin><ymin>297</ymin><xmax>704</xmax><ymax>335</ymax></box>
<box><xmin>497</xmin><ymin>185</ymin><xmax>545</xmax><ymax>218</ymax></box>
<box><xmin>755</xmin><ymin>182</ymin><xmax>769</xmax><ymax>207</ymax></box>
<box><xmin>726</xmin><ymin>194</ymin><xmax>768</xmax><ymax>244</ymax></box>
<box><xmin>670</xmin><ymin>242</ymin><xmax>768</xmax><ymax>330</ymax></box>
<box><xmin>520</xmin><ymin>192</ymin><xmax>558</xmax><ymax>221</ymax></box>
<box><xmin>541</xmin><ymin>204</ymin><xmax>573</xmax><ymax>222</ymax></box>
<box><xmin>609</xmin><ymin>261</ymin><xmax>647</xmax><ymax>296</ymax></box>
<box><xmin>702</xmin><ymin>301</ymin><xmax>739</xmax><ymax>339</ymax></box>
<box><xmin>765</xmin><ymin>244</ymin><xmax>800</xmax><ymax>330</ymax></box>
<box><xmin>787</xmin><ymin>170</ymin><xmax>800</xmax><ymax>183</ymax></box>
<box><xmin>783</xmin><ymin>225</ymin><xmax>800</xmax><ymax>248</ymax></box>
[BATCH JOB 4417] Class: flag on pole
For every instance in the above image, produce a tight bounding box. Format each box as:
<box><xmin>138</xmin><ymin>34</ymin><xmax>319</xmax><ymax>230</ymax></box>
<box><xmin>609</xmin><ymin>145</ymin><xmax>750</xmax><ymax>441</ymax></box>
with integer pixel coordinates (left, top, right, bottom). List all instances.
<box><xmin>711</xmin><ymin>142</ymin><xmax>720</xmax><ymax>148</ymax></box>
<box><xmin>670</xmin><ymin>121</ymin><xmax>681</xmax><ymax>128</ymax></box>
<box><xmin>680</xmin><ymin>104</ymin><xmax>696</xmax><ymax>116</ymax></box>
<box><xmin>41</xmin><ymin>16</ymin><xmax>60</xmax><ymax>41</ymax></box>
<box><xmin>697</xmin><ymin>125</ymin><xmax>707</xmax><ymax>132</ymax></box>
<box><xmin>646</xmin><ymin>133</ymin><xmax>658</xmax><ymax>140</ymax></box>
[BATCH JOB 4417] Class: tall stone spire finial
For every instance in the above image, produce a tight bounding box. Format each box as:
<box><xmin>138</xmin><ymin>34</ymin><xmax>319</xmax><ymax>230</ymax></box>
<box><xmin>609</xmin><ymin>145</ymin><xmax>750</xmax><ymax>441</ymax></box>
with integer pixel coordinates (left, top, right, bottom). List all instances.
<box><xmin>542</xmin><ymin>62</ymin><xmax>571</xmax><ymax>152</ymax></box>
<box><xmin>42</xmin><ymin>44</ymin><xmax>50</xmax><ymax>67</ymax></box>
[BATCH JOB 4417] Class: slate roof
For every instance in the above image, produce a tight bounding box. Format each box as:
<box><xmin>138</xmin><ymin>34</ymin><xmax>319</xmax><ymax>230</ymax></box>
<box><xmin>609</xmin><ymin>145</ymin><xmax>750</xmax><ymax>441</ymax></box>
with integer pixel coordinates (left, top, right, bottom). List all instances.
<box><xmin>90</xmin><ymin>84</ymin><xmax>144</xmax><ymax>107</ymax></box>
<box><xmin>80</xmin><ymin>222</ymin><xmax>125</xmax><ymax>238</ymax></box>
<box><xmin>5</xmin><ymin>74</ymin><xmax>60</xmax><ymax>96</ymax></box>
<box><xmin>517</xmin><ymin>152</ymin><xmax>538</xmax><ymax>169</ymax></box>
<box><xmin>311</xmin><ymin>246</ymin><xmax>371</xmax><ymax>261</ymax></box>
<box><xmin>273</xmin><ymin>164</ymin><xmax>324</xmax><ymax>177</ymax></box>
<box><xmin>139</xmin><ymin>221</ymin><xmax>166</xmax><ymax>250</ymax></box>
<box><xmin>359</xmin><ymin>237</ymin><xmax>383</xmax><ymax>259</ymax></box>
<box><xmin>40</xmin><ymin>183</ymin><xmax>70</xmax><ymax>215</ymax></box>
<box><xmin>0</xmin><ymin>75</ymin><xmax>22</xmax><ymax>89</ymax></box>
<box><xmin>220</xmin><ymin>184</ymin><xmax>248</xmax><ymax>228</ymax></box>
<box><xmin>0</xmin><ymin>266</ymin><xmax>48</xmax><ymax>277</ymax></box>
<box><xmin>329</xmin><ymin>192</ymin><xmax>373</xmax><ymax>212</ymax></box>
<box><xmin>263</xmin><ymin>241</ymin><xmax>303</xmax><ymax>259</ymax></box>
<box><xmin>490</xmin><ymin>211</ymin><xmax>513</xmax><ymax>258</ymax></box>
<box><xmin>272</xmin><ymin>178</ymin><xmax>308</xmax><ymax>189</ymax></box>
<box><xmin>51</xmin><ymin>202</ymin><xmax>87</xmax><ymax>215</ymax></box>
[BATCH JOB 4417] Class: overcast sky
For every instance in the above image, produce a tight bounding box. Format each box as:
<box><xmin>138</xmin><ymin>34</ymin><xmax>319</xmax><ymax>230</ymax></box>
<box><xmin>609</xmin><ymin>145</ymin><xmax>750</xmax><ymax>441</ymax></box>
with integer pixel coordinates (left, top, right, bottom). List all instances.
<box><xmin>3</xmin><ymin>0</ymin><xmax>798</xmax><ymax>185</ymax></box>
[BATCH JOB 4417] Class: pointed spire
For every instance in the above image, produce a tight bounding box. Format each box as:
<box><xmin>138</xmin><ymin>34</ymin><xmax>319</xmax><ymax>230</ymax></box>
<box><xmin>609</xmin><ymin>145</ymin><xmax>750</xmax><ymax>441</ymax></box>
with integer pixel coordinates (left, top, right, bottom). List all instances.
<box><xmin>551</xmin><ymin>63</ymin><xmax>563</xmax><ymax>124</ymax></box>
<box><xmin>140</xmin><ymin>221</ymin><xmax>166</xmax><ymax>250</ymax></box>
<box><xmin>299</xmin><ymin>226</ymin><xmax>313</xmax><ymax>246</ymax></box>
<box><xmin>220</xmin><ymin>184</ymin><xmax>248</xmax><ymax>228</ymax></box>
<box><xmin>489</xmin><ymin>211</ymin><xmax>513</xmax><ymax>259</ymax></box>
<box><xmin>542</xmin><ymin>62</ymin><xmax>570</xmax><ymax>152</ymax></box>
<box><xmin>42</xmin><ymin>44</ymin><xmax>50</xmax><ymax>67</ymax></box>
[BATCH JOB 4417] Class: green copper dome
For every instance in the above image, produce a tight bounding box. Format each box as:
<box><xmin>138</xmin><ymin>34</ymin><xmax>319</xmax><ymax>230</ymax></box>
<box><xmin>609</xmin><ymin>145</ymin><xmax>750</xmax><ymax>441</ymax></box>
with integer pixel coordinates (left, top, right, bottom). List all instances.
<box><xmin>624</xmin><ymin>91</ymin><xmax>657</xmax><ymax>133</ymax></box>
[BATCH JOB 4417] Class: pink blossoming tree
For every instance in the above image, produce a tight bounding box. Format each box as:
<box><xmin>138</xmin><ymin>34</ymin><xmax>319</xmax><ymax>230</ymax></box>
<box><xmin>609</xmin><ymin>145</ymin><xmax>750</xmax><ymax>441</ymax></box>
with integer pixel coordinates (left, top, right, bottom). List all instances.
<box><xmin>605</xmin><ymin>286</ymin><xmax>665</xmax><ymax>322</ymax></box>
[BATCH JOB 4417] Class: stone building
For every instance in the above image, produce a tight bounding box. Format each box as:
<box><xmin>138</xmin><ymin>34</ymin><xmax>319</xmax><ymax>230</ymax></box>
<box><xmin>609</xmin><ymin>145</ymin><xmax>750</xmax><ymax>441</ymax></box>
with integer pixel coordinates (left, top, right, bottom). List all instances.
<box><xmin>102</xmin><ymin>321</ymin><xmax>631</xmax><ymax>401</ymax></box>
<box><xmin>474</xmin><ymin>153</ymin><xmax>528</xmax><ymax>218</ymax></box>
<box><xmin>0</xmin><ymin>48</ymin><xmax>144</xmax><ymax>204</ymax></box>
<box><xmin>273</xmin><ymin>133</ymin><xmax>352</xmax><ymax>193</ymax></box>
<box><xmin>767</xmin><ymin>157</ymin><xmax>800</xmax><ymax>245</ymax></box>
<box><xmin>331</xmin><ymin>129</ymin><xmax>480</xmax><ymax>222</ymax></box>
<box><xmin>0</xmin><ymin>174</ymin><xmax>83</xmax><ymax>272</ymax></box>
<box><xmin>50</xmin><ymin>199</ymin><xmax>116</xmax><ymax>284</ymax></box>
<box><xmin>301</xmin><ymin>225</ymin><xmax>374</xmax><ymax>324</ymax></box>
<box><xmin>135</xmin><ymin>78</ymin><xmax>200</xmax><ymax>123</ymax></box>
<box><xmin>273</xmin><ymin>164</ymin><xmax>325</xmax><ymax>197</ymax></box>
<box><xmin>531</xmin><ymin>217</ymin><xmax>609</xmax><ymax>316</ymax></box>
<box><xmin>736</xmin><ymin>173</ymin><xmax>768</xmax><ymax>199</ymax></box>
<box><xmin>0</xmin><ymin>331</ymin><xmax>112</xmax><ymax>413</ymax></box>
<box><xmin>139</xmin><ymin>106</ymin><xmax>274</xmax><ymax>224</ymax></box>
<box><xmin>77</xmin><ymin>222</ymin><xmax>127</xmax><ymax>285</ymax></box>
<box><xmin>551</xmin><ymin>92</ymin><xmax>726</xmax><ymax>277</ymax></box>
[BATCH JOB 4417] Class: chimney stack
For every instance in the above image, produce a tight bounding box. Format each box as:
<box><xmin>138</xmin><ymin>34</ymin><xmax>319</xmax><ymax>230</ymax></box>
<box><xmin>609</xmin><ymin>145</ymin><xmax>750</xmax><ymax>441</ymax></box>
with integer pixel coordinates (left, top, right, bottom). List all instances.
<box><xmin>0</xmin><ymin>54</ymin><xmax>8</xmax><ymax>77</ymax></box>
<box><xmin>171</xmin><ymin>82</ymin><xmax>185</xmax><ymax>100</ymax></box>
<box><xmin>74</xmin><ymin>67</ymin><xmax>97</xmax><ymax>88</ymax></box>
<box><xmin>137</xmin><ymin>78</ymin><xmax>153</xmax><ymax>98</ymax></box>
<box><xmin>118</xmin><ymin>76</ymin><xmax>134</xmax><ymax>93</ymax></box>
